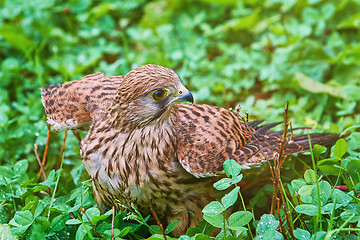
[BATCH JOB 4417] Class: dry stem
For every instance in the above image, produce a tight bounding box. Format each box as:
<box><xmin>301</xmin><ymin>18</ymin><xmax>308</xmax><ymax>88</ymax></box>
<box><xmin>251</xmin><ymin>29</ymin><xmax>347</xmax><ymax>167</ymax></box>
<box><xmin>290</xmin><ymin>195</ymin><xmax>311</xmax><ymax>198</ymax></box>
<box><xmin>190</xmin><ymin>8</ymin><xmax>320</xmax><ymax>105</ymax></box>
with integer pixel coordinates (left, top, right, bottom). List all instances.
<box><xmin>269</xmin><ymin>101</ymin><xmax>295</xmax><ymax>239</ymax></box>
<box><xmin>58</xmin><ymin>130</ymin><xmax>68</xmax><ymax>168</ymax></box>
<box><xmin>37</xmin><ymin>123</ymin><xmax>51</xmax><ymax>182</ymax></box>
<box><xmin>112</xmin><ymin>206</ymin><xmax>115</xmax><ymax>240</ymax></box>
<box><xmin>34</xmin><ymin>143</ymin><xmax>47</xmax><ymax>181</ymax></box>
<box><xmin>81</xmin><ymin>207</ymin><xmax>102</xmax><ymax>239</ymax></box>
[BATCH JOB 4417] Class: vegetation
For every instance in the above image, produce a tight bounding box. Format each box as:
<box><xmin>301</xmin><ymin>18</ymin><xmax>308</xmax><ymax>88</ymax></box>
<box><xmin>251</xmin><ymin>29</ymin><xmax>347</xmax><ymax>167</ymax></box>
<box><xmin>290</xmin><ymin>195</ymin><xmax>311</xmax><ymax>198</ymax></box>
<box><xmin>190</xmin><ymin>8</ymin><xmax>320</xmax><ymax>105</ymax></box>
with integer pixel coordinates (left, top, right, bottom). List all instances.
<box><xmin>1</xmin><ymin>0</ymin><xmax>360</xmax><ymax>239</ymax></box>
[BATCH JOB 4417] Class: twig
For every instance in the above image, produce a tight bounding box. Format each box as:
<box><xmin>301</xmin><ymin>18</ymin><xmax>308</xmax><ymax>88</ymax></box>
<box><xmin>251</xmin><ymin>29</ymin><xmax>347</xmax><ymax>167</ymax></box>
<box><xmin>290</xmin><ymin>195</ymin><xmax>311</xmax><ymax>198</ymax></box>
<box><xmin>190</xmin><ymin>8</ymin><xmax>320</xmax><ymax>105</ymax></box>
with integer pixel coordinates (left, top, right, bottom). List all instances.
<box><xmin>270</xmin><ymin>102</ymin><xmax>289</xmax><ymax>214</ymax></box>
<box><xmin>277</xmin><ymin>102</ymin><xmax>289</xmax><ymax>168</ymax></box>
<box><xmin>37</xmin><ymin>123</ymin><xmax>51</xmax><ymax>182</ymax></box>
<box><xmin>276</xmin><ymin>198</ymin><xmax>286</xmax><ymax>239</ymax></box>
<box><xmin>34</xmin><ymin>143</ymin><xmax>51</xmax><ymax>194</ymax></box>
<box><xmin>34</xmin><ymin>144</ymin><xmax>47</xmax><ymax>181</ymax></box>
<box><xmin>234</xmin><ymin>104</ymin><xmax>295</xmax><ymax>238</ymax></box>
<box><xmin>81</xmin><ymin>207</ymin><xmax>102</xmax><ymax>240</ymax></box>
<box><xmin>112</xmin><ymin>206</ymin><xmax>115</xmax><ymax>240</ymax></box>
<box><xmin>58</xmin><ymin>130</ymin><xmax>68</xmax><ymax>168</ymax></box>
<box><xmin>273</xmin><ymin>102</ymin><xmax>296</xmax><ymax>239</ymax></box>
<box><xmin>142</xmin><ymin>186</ymin><xmax>167</xmax><ymax>240</ymax></box>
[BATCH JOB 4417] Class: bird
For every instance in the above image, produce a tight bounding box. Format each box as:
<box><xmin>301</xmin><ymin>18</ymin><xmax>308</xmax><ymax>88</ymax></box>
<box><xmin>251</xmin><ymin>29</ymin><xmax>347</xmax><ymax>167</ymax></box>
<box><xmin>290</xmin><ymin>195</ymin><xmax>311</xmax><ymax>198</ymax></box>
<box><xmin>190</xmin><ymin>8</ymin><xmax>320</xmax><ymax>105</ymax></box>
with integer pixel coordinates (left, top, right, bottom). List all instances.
<box><xmin>41</xmin><ymin>64</ymin><xmax>337</xmax><ymax>235</ymax></box>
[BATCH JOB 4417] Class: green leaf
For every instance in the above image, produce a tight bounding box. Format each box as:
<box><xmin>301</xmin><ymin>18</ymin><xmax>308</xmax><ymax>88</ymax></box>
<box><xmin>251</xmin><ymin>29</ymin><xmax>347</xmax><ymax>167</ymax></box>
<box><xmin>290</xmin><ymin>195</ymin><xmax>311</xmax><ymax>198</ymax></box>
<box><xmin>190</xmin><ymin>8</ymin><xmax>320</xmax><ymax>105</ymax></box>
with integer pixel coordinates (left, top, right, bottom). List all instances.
<box><xmin>304</xmin><ymin>169</ymin><xmax>317</xmax><ymax>185</ymax></box>
<box><xmin>228</xmin><ymin>211</ymin><xmax>253</xmax><ymax>230</ymax></box>
<box><xmin>213</xmin><ymin>178</ymin><xmax>232</xmax><ymax>190</ymax></box>
<box><xmin>84</xmin><ymin>207</ymin><xmax>100</xmax><ymax>220</ymax></box>
<box><xmin>318</xmin><ymin>158</ymin><xmax>341</xmax><ymax>175</ymax></box>
<box><xmin>231</xmin><ymin>174</ymin><xmax>243</xmax><ymax>184</ymax></box>
<box><xmin>334</xmin><ymin>138</ymin><xmax>348</xmax><ymax>158</ymax></box>
<box><xmin>311</xmin><ymin>231</ymin><xmax>326</xmax><ymax>240</ymax></box>
<box><xmin>0</xmin><ymin>224</ymin><xmax>17</xmax><ymax>240</ymax></box>
<box><xmin>295</xmin><ymin>204</ymin><xmax>319</xmax><ymax>216</ymax></box>
<box><xmin>255</xmin><ymin>214</ymin><xmax>282</xmax><ymax>240</ymax></box>
<box><xmin>10</xmin><ymin>224</ymin><xmax>31</xmax><ymax>235</ymax></box>
<box><xmin>66</xmin><ymin>219</ymin><xmax>81</xmax><ymax>225</ymax></box>
<box><xmin>104</xmin><ymin>229</ymin><xmax>121</xmax><ymax>237</ymax></box>
<box><xmin>340</xmin><ymin>210</ymin><xmax>360</xmax><ymax>223</ymax></box>
<box><xmin>13</xmin><ymin>211</ymin><xmax>33</xmax><ymax>226</ymax></box>
<box><xmin>193</xmin><ymin>233</ymin><xmax>211</xmax><ymax>240</ymax></box>
<box><xmin>331</xmin><ymin>189</ymin><xmax>352</xmax><ymax>207</ymax></box>
<box><xmin>49</xmin><ymin>215</ymin><xmax>65</xmax><ymax>233</ymax></box>
<box><xmin>40</xmin><ymin>170</ymin><xmax>55</xmax><ymax>188</ymax></box>
<box><xmin>197</xmin><ymin>220</ymin><xmax>214</xmax><ymax>236</ymax></box>
<box><xmin>13</xmin><ymin>160</ymin><xmax>28</xmax><ymax>174</ymax></box>
<box><xmin>223</xmin><ymin>159</ymin><xmax>241</xmax><ymax>177</ymax></box>
<box><xmin>148</xmin><ymin>225</ymin><xmax>162</xmax><ymax>234</ymax></box>
<box><xmin>147</xmin><ymin>234</ymin><xmax>178</xmax><ymax>240</ymax></box>
<box><xmin>34</xmin><ymin>201</ymin><xmax>46</xmax><ymax>219</ymax></box>
<box><xmin>27</xmin><ymin>223</ymin><xmax>46</xmax><ymax>240</ymax></box>
<box><xmin>337</xmin><ymin>12</ymin><xmax>360</xmax><ymax>29</ymax></box>
<box><xmin>221</xmin><ymin>187</ymin><xmax>239</xmax><ymax>209</ymax></box>
<box><xmin>312</xmin><ymin>144</ymin><xmax>327</xmax><ymax>159</ymax></box>
<box><xmin>202</xmin><ymin>201</ymin><xmax>225</xmax><ymax>215</ymax></box>
<box><xmin>293</xmin><ymin>228</ymin><xmax>311</xmax><ymax>240</ymax></box>
<box><xmin>256</xmin><ymin>214</ymin><xmax>279</xmax><ymax>234</ymax></box>
<box><xmin>291</xmin><ymin>179</ymin><xmax>307</xmax><ymax>192</ymax></box>
<box><xmin>179</xmin><ymin>236</ymin><xmax>192</xmax><ymax>240</ymax></box>
<box><xmin>0</xmin><ymin>24</ymin><xmax>35</xmax><ymax>54</ymax></box>
<box><xmin>347</xmin><ymin>159</ymin><xmax>360</xmax><ymax>184</ymax></box>
<box><xmin>312</xmin><ymin>181</ymin><xmax>331</xmax><ymax>206</ymax></box>
<box><xmin>118</xmin><ymin>226</ymin><xmax>132</xmax><ymax>237</ymax></box>
<box><xmin>91</xmin><ymin>214</ymin><xmax>110</xmax><ymax>225</ymax></box>
<box><xmin>75</xmin><ymin>224</ymin><xmax>88</xmax><ymax>240</ymax></box>
<box><xmin>203</xmin><ymin>213</ymin><xmax>225</xmax><ymax>228</ymax></box>
<box><xmin>321</xmin><ymin>203</ymin><xmax>335</xmax><ymax>215</ymax></box>
<box><xmin>165</xmin><ymin>219</ymin><xmax>178</xmax><ymax>234</ymax></box>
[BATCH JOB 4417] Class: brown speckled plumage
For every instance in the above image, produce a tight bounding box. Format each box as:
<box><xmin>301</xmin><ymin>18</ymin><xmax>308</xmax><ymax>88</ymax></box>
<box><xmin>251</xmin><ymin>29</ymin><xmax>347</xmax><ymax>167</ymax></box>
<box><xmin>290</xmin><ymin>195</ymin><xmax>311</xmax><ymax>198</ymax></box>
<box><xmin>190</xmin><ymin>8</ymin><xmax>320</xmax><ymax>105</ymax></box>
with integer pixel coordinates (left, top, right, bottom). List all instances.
<box><xmin>41</xmin><ymin>72</ymin><xmax>122</xmax><ymax>130</ymax></box>
<box><xmin>41</xmin><ymin>64</ymin><xmax>337</xmax><ymax>235</ymax></box>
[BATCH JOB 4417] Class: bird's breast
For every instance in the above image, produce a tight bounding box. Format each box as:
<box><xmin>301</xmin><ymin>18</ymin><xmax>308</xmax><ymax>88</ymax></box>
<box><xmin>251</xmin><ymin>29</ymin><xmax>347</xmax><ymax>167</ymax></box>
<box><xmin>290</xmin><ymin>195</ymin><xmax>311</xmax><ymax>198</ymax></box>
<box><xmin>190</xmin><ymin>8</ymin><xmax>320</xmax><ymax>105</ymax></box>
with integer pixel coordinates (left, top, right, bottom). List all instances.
<box><xmin>82</xmin><ymin>120</ymin><xmax>186</xmax><ymax>208</ymax></box>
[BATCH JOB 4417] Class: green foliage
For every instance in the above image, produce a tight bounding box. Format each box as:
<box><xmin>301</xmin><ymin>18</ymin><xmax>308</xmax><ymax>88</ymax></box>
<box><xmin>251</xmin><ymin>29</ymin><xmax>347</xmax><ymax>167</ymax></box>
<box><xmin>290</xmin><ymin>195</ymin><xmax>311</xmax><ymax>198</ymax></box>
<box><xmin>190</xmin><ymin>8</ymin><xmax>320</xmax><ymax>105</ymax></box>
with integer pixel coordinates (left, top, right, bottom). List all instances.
<box><xmin>288</xmin><ymin>139</ymin><xmax>360</xmax><ymax>239</ymax></box>
<box><xmin>202</xmin><ymin>160</ymin><xmax>253</xmax><ymax>238</ymax></box>
<box><xmin>1</xmin><ymin>0</ymin><xmax>360</xmax><ymax>239</ymax></box>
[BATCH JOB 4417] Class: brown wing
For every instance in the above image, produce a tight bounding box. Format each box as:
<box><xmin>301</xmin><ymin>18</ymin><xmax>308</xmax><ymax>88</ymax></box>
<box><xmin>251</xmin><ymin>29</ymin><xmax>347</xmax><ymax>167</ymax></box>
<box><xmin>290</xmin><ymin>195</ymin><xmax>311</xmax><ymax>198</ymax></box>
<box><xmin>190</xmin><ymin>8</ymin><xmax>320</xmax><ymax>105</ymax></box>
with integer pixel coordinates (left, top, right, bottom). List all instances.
<box><xmin>41</xmin><ymin>73</ymin><xmax>122</xmax><ymax>130</ymax></box>
<box><xmin>175</xmin><ymin>104</ymin><xmax>338</xmax><ymax>177</ymax></box>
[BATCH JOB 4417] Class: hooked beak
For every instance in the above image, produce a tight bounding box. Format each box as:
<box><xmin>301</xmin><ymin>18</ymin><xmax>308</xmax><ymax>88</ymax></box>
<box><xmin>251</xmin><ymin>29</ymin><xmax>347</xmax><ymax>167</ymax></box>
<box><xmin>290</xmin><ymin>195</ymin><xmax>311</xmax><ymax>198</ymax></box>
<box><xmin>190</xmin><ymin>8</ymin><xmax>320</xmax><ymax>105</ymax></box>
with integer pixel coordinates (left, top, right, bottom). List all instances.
<box><xmin>173</xmin><ymin>87</ymin><xmax>194</xmax><ymax>104</ymax></box>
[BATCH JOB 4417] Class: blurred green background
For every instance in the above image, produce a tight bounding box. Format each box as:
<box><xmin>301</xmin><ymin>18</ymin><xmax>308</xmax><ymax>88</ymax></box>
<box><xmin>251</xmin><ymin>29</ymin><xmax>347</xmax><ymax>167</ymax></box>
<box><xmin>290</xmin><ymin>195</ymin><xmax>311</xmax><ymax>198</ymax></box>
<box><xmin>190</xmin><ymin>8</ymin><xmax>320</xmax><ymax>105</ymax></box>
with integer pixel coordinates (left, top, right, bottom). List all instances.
<box><xmin>1</xmin><ymin>0</ymin><xmax>360</xmax><ymax>238</ymax></box>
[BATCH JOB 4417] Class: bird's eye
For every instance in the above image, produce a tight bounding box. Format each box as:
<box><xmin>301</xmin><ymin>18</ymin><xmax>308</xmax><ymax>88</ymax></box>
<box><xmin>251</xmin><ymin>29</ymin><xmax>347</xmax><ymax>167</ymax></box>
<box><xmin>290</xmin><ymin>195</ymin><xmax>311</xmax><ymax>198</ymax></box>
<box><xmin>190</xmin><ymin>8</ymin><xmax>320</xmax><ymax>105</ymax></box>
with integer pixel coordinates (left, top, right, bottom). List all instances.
<box><xmin>151</xmin><ymin>89</ymin><xmax>167</xmax><ymax>101</ymax></box>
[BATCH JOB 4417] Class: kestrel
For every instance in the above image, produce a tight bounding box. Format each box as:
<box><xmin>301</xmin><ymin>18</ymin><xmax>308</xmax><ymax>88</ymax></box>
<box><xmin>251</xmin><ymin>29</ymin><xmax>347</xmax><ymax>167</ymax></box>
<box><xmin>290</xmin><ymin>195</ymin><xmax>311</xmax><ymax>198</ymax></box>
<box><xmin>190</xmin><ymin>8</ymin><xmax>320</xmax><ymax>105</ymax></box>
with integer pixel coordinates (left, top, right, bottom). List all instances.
<box><xmin>41</xmin><ymin>64</ymin><xmax>337</xmax><ymax>235</ymax></box>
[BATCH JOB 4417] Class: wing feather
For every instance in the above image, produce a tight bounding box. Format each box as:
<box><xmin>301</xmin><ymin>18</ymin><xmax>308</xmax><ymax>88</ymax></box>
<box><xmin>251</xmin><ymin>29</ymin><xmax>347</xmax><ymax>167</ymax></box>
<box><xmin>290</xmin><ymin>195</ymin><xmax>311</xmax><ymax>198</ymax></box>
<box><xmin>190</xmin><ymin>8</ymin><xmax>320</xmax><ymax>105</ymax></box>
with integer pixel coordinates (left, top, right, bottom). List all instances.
<box><xmin>41</xmin><ymin>73</ymin><xmax>122</xmax><ymax>130</ymax></box>
<box><xmin>175</xmin><ymin>104</ymin><xmax>338</xmax><ymax>177</ymax></box>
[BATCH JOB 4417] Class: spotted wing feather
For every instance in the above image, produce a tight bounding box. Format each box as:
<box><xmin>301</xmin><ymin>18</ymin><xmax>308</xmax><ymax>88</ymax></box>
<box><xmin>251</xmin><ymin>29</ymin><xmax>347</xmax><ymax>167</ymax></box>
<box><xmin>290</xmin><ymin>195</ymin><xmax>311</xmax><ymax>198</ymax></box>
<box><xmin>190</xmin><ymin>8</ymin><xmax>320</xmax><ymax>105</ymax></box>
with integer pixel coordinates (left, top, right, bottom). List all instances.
<box><xmin>41</xmin><ymin>73</ymin><xmax>122</xmax><ymax>130</ymax></box>
<box><xmin>175</xmin><ymin>104</ymin><xmax>338</xmax><ymax>177</ymax></box>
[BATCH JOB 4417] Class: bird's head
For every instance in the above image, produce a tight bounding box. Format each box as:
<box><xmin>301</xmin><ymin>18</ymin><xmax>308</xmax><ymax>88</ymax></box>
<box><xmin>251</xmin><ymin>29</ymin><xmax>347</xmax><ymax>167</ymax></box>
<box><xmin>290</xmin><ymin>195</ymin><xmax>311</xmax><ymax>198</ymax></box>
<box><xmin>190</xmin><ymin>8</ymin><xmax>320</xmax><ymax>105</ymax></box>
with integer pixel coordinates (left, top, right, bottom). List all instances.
<box><xmin>110</xmin><ymin>64</ymin><xmax>193</xmax><ymax>128</ymax></box>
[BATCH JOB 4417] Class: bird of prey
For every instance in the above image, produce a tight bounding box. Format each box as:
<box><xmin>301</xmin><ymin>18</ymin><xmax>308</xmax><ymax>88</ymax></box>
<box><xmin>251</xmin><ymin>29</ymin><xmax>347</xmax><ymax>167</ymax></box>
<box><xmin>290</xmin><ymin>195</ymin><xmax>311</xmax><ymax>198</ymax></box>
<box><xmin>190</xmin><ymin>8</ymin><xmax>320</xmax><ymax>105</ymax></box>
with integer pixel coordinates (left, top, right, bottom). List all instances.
<box><xmin>41</xmin><ymin>64</ymin><xmax>337</xmax><ymax>235</ymax></box>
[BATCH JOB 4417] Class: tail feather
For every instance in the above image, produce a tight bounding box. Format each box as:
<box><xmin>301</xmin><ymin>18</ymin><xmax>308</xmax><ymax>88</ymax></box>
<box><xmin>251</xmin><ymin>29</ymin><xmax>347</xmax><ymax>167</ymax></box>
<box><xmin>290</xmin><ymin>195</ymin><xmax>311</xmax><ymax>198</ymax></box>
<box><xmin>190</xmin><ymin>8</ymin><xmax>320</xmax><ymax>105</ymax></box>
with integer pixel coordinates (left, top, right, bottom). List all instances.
<box><xmin>259</xmin><ymin>133</ymin><xmax>339</xmax><ymax>159</ymax></box>
<box><xmin>249</xmin><ymin>121</ymin><xmax>340</xmax><ymax>161</ymax></box>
